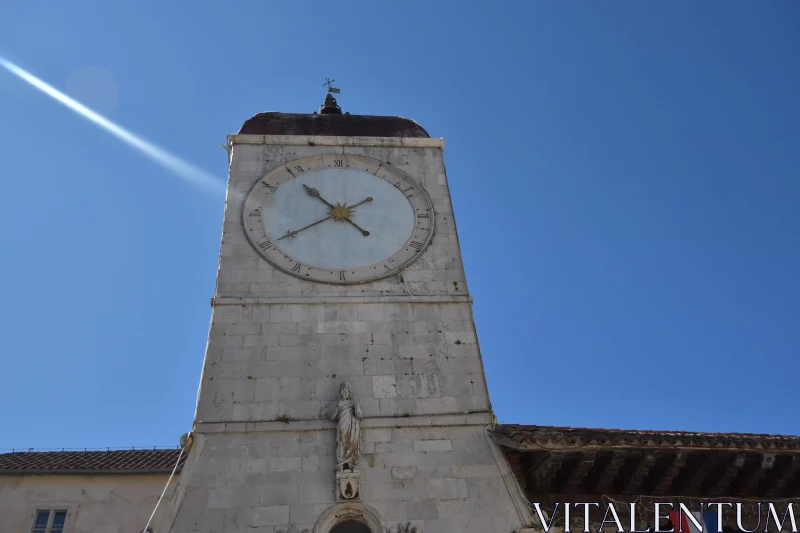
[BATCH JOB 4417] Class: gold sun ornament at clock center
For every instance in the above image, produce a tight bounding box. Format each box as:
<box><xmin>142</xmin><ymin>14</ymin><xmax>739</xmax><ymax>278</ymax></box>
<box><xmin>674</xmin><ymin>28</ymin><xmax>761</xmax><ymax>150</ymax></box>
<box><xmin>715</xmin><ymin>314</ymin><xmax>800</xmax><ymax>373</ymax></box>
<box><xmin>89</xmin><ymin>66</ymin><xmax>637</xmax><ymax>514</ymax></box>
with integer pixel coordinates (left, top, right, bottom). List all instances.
<box><xmin>295</xmin><ymin>184</ymin><xmax>373</xmax><ymax>237</ymax></box>
<box><xmin>330</xmin><ymin>202</ymin><xmax>355</xmax><ymax>221</ymax></box>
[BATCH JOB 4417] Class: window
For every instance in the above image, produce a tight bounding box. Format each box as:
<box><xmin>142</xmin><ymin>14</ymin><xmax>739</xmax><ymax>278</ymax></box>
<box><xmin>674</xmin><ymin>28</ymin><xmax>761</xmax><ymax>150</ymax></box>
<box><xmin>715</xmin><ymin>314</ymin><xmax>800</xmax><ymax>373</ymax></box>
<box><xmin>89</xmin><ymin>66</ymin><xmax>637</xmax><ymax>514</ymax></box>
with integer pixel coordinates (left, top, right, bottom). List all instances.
<box><xmin>31</xmin><ymin>509</ymin><xmax>67</xmax><ymax>533</ymax></box>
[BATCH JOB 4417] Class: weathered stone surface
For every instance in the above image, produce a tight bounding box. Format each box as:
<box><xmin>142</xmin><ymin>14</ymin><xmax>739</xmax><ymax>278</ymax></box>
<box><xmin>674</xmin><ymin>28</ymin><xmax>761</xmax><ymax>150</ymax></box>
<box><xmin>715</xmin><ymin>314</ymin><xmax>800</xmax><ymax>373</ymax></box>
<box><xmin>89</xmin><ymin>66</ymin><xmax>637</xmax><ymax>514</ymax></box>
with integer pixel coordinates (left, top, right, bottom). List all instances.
<box><xmin>159</xmin><ymin>133</ymin><xmax>529</xmax><ymax>532</ymax></box>
<box><xmin>251</xmin><ymin>504</ymin><xmax>290</xmax><ymax>526</ymax></box>
<box><xmin>391</xmin><ymin>466</ymin><xmax>417</xmax><ymax>480</ymax></box>
<box><xmin>413</xmin><ymin>440</ymin><xmax>453</xmax><ymax>452</ymax></box>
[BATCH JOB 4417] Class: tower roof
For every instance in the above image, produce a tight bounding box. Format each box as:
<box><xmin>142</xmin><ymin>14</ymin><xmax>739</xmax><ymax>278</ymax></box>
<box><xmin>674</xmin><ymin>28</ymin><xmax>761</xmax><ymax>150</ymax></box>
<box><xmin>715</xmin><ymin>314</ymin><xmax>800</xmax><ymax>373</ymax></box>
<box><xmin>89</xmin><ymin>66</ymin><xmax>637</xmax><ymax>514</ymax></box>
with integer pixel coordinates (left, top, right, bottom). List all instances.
<box><xmin>238</xmin><ymin>112</ymin><xmax>429</xmax><ymax>138</ymax></box>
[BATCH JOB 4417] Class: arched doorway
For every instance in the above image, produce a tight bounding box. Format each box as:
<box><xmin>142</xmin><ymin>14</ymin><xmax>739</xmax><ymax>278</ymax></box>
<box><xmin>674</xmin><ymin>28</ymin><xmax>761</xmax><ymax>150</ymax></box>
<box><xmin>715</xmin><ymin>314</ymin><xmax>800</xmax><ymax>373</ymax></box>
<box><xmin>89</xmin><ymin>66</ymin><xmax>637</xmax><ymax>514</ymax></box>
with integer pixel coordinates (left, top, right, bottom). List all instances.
<box><xmin>313</xmin><ymin>504</ymin><xmax>384</xmax><ymax>533</ymax></box>
<box><xmin>329</xmin><ymin>520</ymin><xmax>372</xmax><ymax>533</ymax></box>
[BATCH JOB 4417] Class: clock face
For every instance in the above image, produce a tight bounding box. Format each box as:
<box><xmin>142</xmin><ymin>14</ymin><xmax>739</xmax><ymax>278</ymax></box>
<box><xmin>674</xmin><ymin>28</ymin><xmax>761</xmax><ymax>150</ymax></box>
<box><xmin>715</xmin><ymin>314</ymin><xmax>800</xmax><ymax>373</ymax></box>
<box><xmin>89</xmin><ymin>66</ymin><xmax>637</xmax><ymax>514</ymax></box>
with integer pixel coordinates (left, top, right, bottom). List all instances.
<box><xmin>242</xmin><ymin>154</ymin><xmax>435</xmax><ymax>284</ymax></box>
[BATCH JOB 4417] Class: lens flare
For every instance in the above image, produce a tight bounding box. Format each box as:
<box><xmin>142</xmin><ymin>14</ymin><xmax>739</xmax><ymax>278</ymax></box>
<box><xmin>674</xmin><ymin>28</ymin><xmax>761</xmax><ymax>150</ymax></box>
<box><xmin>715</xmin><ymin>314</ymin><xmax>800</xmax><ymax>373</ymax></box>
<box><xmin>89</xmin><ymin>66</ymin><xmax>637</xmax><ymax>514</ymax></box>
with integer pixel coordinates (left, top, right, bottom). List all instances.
<box><xmin>0</xmin><ymin>56</ymin><xmax>224</xmax><ymax>196</ymax></box>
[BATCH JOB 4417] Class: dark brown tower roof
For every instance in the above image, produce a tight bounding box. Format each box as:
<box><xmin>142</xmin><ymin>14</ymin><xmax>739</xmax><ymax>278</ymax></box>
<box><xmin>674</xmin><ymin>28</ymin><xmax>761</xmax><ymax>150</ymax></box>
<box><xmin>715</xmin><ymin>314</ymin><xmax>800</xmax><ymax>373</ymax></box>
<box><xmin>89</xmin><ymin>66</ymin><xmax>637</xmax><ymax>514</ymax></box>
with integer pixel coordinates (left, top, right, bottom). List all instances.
<box><xmin>238</xmin><ymin>112</ymin><xmax>429</xmax><ymax>138</ymax></box>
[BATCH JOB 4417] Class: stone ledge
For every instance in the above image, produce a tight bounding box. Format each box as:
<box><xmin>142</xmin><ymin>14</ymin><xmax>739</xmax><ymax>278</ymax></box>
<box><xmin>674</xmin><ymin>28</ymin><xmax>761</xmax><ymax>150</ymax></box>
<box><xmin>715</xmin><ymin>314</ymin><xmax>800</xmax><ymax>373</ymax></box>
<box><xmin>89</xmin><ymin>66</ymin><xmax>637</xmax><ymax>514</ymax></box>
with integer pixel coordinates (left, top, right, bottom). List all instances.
<box><xmin>211</xmin><ymin>295</ymin><xmax>473</xmax><ymax>306</ymax></box>
<box><xmin>194</xmin><ymin>411</ymin><xmax>493</xmax><ymax>434</ymax></box>
<box><xmin>227</xmin><ymin>134</ymin><xmax>445</xmax><ymax>150</ymax></box>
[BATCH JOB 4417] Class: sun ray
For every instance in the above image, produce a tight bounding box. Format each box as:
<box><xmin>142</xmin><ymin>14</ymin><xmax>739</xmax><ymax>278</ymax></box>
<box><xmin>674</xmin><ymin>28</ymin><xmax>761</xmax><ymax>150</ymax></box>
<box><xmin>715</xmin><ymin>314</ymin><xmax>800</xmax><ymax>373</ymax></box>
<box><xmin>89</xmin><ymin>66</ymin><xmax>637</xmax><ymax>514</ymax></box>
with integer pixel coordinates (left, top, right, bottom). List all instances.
<box><xmin>0</xmin><ymin>56</ymin><xmax>224</xmax><ymax>196</ymax></box>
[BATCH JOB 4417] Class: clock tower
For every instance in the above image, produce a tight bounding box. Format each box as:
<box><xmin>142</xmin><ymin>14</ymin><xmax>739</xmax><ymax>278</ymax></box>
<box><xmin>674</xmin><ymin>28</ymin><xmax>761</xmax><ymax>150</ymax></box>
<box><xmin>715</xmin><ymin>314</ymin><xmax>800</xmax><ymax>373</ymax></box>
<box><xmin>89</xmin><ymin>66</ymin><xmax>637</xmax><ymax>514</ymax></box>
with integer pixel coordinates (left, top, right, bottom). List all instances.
<box><xmin>159</xmin><ymin>93</ymin><xmax>534</xmax><ymax>533</ymax></box>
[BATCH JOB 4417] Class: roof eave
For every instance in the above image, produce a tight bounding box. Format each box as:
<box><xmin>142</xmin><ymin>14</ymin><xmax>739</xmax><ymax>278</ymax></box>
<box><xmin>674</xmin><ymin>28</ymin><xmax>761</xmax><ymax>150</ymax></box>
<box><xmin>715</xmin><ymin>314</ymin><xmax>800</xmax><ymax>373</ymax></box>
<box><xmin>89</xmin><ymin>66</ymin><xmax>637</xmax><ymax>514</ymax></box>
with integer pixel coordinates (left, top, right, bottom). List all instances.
<box><xmin>0</xmin><ymin>468</ymin><xmax>181</xmax><ymax>476</ymax></box>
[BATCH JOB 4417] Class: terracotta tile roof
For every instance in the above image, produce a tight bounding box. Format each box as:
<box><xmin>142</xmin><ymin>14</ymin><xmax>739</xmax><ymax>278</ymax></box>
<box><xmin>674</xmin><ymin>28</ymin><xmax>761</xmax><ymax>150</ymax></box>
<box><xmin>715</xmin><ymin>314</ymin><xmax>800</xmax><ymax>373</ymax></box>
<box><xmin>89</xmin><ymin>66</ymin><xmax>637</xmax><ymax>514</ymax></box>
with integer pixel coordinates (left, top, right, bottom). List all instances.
<box><xmin>0</xmin><ymin>448</ymin><xmax>186</xmax><ymax>475</ymax></box>
<box><xmin>494</xmin><ymin>424</ymin><xmax>800</xmax><ymax>452</ymax></box>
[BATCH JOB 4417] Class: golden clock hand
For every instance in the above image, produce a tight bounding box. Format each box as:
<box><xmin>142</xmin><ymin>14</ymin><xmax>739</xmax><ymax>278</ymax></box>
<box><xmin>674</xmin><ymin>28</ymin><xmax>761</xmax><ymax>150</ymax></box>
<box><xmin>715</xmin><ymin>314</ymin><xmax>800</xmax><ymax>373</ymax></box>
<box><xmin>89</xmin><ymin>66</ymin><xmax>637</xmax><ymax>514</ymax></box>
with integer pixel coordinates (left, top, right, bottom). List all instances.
<box><xmin>277</xmin><ymin>215</ymin><xmax>332</xmax><ymax>240</ymax></box>
<box><xmin>341</xmin><ymin>197</ymin><xmax>373</xmax><ymax>235</ymax></box>
<box><xmin>343</xmin><ymin>216</ymin><xmax>370</xmax><ymax>236</ymax></box>
<box><xmin>349</xmin><ymin>197</ymin><xmax>373</xmax><ymax>209</ymax></box>
<box><xmin>303</xmin><ymin>184</ymin><xmax>335</xmax><ymax>209</ymax></box>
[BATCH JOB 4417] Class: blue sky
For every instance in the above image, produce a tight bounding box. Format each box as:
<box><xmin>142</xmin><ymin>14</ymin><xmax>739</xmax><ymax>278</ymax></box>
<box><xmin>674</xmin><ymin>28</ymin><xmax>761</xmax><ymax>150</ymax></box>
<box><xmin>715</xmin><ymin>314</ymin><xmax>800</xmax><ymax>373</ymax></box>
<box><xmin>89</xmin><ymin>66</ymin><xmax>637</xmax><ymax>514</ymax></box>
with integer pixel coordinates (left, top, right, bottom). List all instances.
<box><xmin>1</xmin><ymin>2</ymin><xmax>798</xmax><ymax>450</ymax></box>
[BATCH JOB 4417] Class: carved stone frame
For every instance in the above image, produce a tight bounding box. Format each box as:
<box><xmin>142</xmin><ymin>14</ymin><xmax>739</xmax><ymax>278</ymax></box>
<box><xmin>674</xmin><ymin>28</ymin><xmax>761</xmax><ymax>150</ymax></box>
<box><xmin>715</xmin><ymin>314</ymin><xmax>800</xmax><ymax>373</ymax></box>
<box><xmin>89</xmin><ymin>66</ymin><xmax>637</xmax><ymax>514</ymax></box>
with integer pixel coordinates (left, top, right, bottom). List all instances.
<box><xmin>313</xmin><ymin>503</ymin><xmax>385</xmax><ymax>533</ymax></box>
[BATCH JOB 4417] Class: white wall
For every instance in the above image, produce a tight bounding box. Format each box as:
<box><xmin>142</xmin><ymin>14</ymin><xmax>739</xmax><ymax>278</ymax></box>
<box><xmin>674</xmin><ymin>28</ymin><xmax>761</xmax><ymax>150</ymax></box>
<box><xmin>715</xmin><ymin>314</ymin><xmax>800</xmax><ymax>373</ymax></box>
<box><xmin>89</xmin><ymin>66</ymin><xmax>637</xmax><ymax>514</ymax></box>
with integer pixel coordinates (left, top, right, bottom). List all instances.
<box><xmin>0</xmin><ymin>473</ymin><xmax>176</xmax><ymax>533</ymax></box>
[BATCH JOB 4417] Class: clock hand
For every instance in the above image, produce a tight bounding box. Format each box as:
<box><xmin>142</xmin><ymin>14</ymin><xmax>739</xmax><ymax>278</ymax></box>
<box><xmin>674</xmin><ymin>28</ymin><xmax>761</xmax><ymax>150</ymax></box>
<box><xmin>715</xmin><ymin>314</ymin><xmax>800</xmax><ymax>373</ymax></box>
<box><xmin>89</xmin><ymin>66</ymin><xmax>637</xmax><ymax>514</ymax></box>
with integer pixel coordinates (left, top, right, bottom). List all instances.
<box><xmin>342</xmin><ymin>197</ymin><xmax>373</xmax><ymax>236</ymax></box>
<box><xmin>304</xmin><ymin>186</ymin><xmax>372</xmax><ymax>236</ymax></box>
<box><xmin>303</xmin><ymin>184</ymin><xmax>335</xmax><ymax>209</ymax></box>
<box><xmin>343</xmin><ymin>216</ymin><xmax>370</xmax><ymax>236</ymax></box>
<box><xmin>277</xmin><ymin>215</ymin><xmax>333</xmax><ymax>240</ymax></box>
<box><xmin>349</xmin><ymin>197</ymin><xmax>373</xmax><ymax>209</ymax></box>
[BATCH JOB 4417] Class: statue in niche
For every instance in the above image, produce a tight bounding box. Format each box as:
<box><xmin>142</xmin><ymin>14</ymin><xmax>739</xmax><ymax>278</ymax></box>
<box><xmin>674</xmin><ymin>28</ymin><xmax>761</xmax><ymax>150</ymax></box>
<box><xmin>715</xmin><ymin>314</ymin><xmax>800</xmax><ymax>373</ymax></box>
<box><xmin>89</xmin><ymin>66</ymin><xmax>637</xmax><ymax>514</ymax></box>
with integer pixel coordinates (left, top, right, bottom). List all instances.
<box><xmin>330</xmin><ymin>381</ymin><xmax>362</xmax><ymax>471</ymax></box>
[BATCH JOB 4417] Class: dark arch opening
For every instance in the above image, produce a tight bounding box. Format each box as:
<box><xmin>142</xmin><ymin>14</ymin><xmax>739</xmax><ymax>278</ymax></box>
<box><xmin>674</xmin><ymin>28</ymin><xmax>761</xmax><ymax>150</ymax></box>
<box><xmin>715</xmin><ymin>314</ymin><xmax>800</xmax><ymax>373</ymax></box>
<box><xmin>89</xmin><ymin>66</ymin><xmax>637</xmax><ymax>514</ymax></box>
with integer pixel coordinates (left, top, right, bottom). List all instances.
<box><xmin>329</xmin><ymin>519</ymin><xmax>372</xmax><ymax>533</ymax></box>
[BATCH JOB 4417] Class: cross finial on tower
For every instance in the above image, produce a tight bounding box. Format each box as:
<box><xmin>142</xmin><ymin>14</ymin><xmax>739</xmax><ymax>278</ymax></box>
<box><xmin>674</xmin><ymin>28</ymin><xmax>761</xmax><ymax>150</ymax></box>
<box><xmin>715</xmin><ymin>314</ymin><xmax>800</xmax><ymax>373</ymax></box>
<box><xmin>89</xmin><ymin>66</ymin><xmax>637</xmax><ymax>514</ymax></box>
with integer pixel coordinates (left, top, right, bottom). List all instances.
<box><xmin>323</xmin><ymin>77</ymin><xmax>341</xmax><ymax>94</ymax></box>
<box><xmin>319</xmin><ymin>78</ymin><xmax>343</xmax><ymax>114</ymax></box>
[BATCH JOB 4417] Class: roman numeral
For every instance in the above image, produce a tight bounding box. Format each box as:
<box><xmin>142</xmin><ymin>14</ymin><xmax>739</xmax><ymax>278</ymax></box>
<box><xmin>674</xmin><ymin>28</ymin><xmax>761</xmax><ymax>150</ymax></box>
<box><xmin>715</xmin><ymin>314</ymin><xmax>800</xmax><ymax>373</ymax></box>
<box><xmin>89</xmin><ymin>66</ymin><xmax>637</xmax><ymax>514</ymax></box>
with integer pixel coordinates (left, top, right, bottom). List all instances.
<box><xmin>294</xmin><ymin>165</ymin><xmax>304</xmax><ymax>173</ymax></box>
<box><xmin>403</xmin><ymin>186</ymin><xmax>413</xmax><ymax>193</ymax></box>
<box><xmin>417</xmin><ymin>213</ymin><xmax>429</xmax><ymax>219</ymax></box>
<box><xmin>384</xmin><ymin>264</ymin><xmax>392</xmax><ymax>271</ymax></box>
<box><xmin>291</xmin><ymin>263</ymin><xmax>302</xmax><ymax>272</ymax></box>
<box><xmin>339</xmin><ymin>271</ymin><xmax>346</xmax><ymax>281</ymax></box>
<box><xmin>257</xmin><ymin>240</ymin><xmax>272</xmax><ymax>250</ymax></box>
<box><xmin>261</xmin><ymin>181</ymin><xmax>275</xmax><ymax>190</ymax></box>
<box><xmin>248</xmin><ymin>209</ymin><xmax>261</xmax><ymax>217</ymax></box>
<box><xmin>334</xmin><ymin>160</ymin><xmax>343</xmax><ymax>167</ymax></box>
<box><xmin>408</xmin><ymin>241</ymin><xmax>423</xmax><ymax>251</ymax></box>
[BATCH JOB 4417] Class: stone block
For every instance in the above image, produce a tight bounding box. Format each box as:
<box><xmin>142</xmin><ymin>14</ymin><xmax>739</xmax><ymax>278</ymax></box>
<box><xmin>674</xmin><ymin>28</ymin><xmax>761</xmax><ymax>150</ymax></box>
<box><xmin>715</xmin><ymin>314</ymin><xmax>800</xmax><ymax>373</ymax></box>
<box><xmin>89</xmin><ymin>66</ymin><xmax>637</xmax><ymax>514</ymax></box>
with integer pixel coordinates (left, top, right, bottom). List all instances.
<box><xmin>357</xmin><ymin>303</ymin><xmax>384</xmax><ymax>321</ymax></box>
<box><xmin>465</xmin><ymin>476</ymin><xmax>507</xmax><ymax>499</ymax></box>
<box><xmin>318</xmin><ymin>321</ymin><xmax>370</xmax><ymax>334</ymax></box>
<box><xmin>208</xmin><ymin>487</ymin><xmax>235</xmax><ymax>508</ymax></box>
<box><xmin>445</xmin><ymin>330</ymin><xmax>478</xmax><ymax>345</ymax></box>
<box><xmin>407</xmin><ymin>499</ymin><xmax>440</xmax><ymax>520</ymax></box>
<box><xmin>301</xmin><ymin>456</ymin><xmax>320</xmax><ymax>472</ymax></box>
<box><xmin>258</xmin><ymin>484</ymin><xmax>299</xmax><ymax>505</ymax></box>
<box><xmin>416</xmin><ymin>397</ymin><xmax>459</xmax><ymax>414</ymax></box>
<box><xmin>221</xmin><ymin>347</ymin><xmax>261</xmax><ymax>362</ymax></box>
<box><xmin>251</xmin><ymin>505</ymin><xmax>290</xmax><ymax>526</ymax></box>
<box><xmin>269</xmin><ymin>305</ymin><xmax>292</xmax><ymax>322</ymax></box>
<box><xmin>266</xmin><ymin>457</ymin><xmax>302</xmax><ymax>472</ymax></box>
<box><xmin>412</xmin><ymin>304</ymin><xmax>441</xmax><ymax>321</ymax></box>
<box><xmin>363</xmin><ymin>359</ymin><xmax>378</xmax><ymax>375</ymax></box>
<box><xmin>364</xmin><ymin>428</ymin><xmax>392</xmax><ymax>443</ymax></box>
<box><xmin>452</xmin><ymin>464</ymin><xmax>499</xmax><ymax>478</ymax></box>
<box><xmin>290</xmin><ymin>304</ymin><xmax>311</xmax><ymax>322</ymax></box>
<box><xmin>391</xmin><ymin>466</ymin><xmax>417</xmax><ymax>480</ymax></box>
<box><xmin>372</xmin><ymin>375</ymin><xmax>397</xmax><ymax>398</ymax></box>
<box><xmin>427</xmin><ymin>478</ymin><xmax>469</xmax><ymax>500</ymax></box>
<box><xmin>298</xmin><ymin>482</ymin><xmax>334</xmax><ymax>504</ymax></box>
<box><xmin>414</xmin><ymin>439</ymin><xmax>453</xmax><ymax>452</ymax></box>
<box><xmin>263</xmin><ymin>322</ymin><xmax>298</xmax><ymax>335</ymax></box>
<box><xmin>408</xmin><ymin>374</ymin><xmax>444</xmax><ymax>398</ymax></box>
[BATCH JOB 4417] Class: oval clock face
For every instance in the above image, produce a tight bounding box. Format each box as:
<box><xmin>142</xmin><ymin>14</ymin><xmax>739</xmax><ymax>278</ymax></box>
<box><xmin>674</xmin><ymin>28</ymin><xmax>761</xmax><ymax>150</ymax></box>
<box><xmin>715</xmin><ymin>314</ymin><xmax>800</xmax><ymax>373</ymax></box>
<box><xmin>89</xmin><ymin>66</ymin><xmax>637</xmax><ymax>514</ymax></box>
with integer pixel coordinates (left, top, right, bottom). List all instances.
<box><xmin>242</xmin><ymin>154</ymin><xmax>435</xmax><ymax>284</ymax></box>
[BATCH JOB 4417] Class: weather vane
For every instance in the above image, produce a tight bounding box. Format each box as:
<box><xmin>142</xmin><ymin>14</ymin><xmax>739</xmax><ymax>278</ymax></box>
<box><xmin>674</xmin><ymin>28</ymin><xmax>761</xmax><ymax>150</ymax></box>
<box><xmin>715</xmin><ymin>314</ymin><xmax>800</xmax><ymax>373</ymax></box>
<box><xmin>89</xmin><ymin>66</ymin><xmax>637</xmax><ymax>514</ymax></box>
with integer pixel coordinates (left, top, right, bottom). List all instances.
<box><xmin>323</xmin><ymin>77</ymin><xmax>341</xmax><ymax>94</ymax></box>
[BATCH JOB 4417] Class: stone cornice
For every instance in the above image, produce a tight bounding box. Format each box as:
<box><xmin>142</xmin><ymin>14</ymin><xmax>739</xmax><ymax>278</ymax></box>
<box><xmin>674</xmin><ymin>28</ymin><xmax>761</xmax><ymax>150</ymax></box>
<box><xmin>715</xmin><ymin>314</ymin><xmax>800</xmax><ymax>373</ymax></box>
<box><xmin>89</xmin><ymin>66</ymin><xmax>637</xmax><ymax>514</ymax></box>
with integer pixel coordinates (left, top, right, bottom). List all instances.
<box><xmin>227</xmin><ymin>134</ymin><xmax>445</xmax><ymax>150</ymax></box>
<box><xmin>194</xmin><ymin>411</ymin><xmax>494</xmax><ymax>434</ymax></box>
<box><xmin>210</xmin><ymin>294</ymin><xmax>473</xmax><ymax>306</ymax></box>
